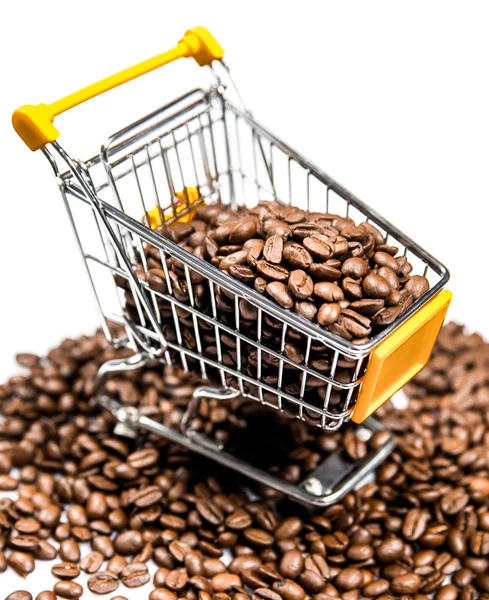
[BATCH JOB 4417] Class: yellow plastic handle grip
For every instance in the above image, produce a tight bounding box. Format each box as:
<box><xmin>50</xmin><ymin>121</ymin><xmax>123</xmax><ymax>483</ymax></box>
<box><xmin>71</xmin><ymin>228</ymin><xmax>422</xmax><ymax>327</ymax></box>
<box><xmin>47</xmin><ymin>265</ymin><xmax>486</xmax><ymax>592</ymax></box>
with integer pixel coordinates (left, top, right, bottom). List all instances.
<box><xmin>12</xmin><ymin>27</ymin><xmax>224</xmax><ymax>152</ymax></box>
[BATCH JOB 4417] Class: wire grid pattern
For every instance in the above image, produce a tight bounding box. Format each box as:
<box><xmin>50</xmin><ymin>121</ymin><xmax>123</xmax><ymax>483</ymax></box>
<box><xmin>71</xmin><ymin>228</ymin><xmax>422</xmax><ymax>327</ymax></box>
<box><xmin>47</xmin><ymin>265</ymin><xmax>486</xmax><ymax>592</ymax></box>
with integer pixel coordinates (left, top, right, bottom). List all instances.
<box><xmin>57</xmin><ymin>87</ymin><xmax>447</xmax><ymax>430</ymax></box>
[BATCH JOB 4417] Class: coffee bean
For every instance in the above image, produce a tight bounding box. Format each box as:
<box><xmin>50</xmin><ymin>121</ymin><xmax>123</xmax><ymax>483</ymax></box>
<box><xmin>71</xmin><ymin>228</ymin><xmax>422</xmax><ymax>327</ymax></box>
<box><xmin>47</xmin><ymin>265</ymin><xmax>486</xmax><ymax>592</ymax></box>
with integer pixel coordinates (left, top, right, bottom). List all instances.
<box><xmin>283</xmin><ymin>243</ymin><xmax>312</xmax><ymax>269</ymax></box>
<box><xmin>342</xmin><ymin>257</ymin><xmax>369</xmax><ymax>279</ymax></box>
<box><xmin>88</xmin><ymin>571</ymin><xmax>120</xmax><ymax>594</ymax></box>
<box><xmin>243</xmin><ymin>528</ymin><xmax>274</xmax><ymax>547</ymax></box>
<box><xmin>263</xmin><ymin>235</ymin><xmax>284</xmax><ymax>264</ymax></box>
<box><xmin>375</xmin><ymin>538</ymin><xmax>404</xmax><ymax>564</ymax></box>
<box><xmin>60</xmin><ymin>539</ymin><xmax>81</xmax><ymax>563</ymax></box>
<box><xmin>272</xmin><ymin>579</ymin><xmax>306</xmax><ymax>600</ymax></box>
<box><xmin>8</xmin><ymin>551</ymin><xmax>35</xmax><ymax>576</ymax></box>
<box><xmin>288</xmin><ymin>270</ymin><xmax>313</xmax><ymax>300</ymax></box>
<box><xmin>335</xmin><ymin>568</ymin><xmax>364</xmax><ymax>590</ymax></box>
<box><xmin>229</xmin><ymin>218</ymin><xmax>257</xmax><ymax>244</ymax></box>
<box><xmin>404</xmin><ymin>275</ymin><xmax>429</xmax><ymax>299</ymax></box>
<box><xmin>107</xmin><ymin>555</ymin><xmax>128</xmax><ymax>576</ymax></box>
<box><xmin>303</xmin><ymin>235</ymin><xmax>334</xmax><ymax>260</ymax></box>
<box><xmin>150</xmin><ymin>590</ymin><xmax>177</xmax><ymax>600</ymax></box>
<box><xmin>5</xmin><ymin>593</ymin><xmax>32</xmax><ymax>600</ymax></box>
<box><xmin>127</xmin><ymin>448</ymin><xmax>159</xmax><ymax>469</ymax></box>
<box><xmin>279</xmin><ymin>550</ymin><xmax>304</xmax><ymax>579</ymax></box>
<box><xmin>51</xmin><ymin>562</ymin><xmax>81</xmax><ymax>579</ymax></box>
<box><xmin>80</xmin><ymin>551</ymin><xmax>105</xmax><ymax>573</ymax></box>
<box><xmin>92</xmin><ymin>535</ymin><xmax>114</xmax><ymax>558</ymax></box>
<box><xmin>362</xmin><ymin>273</ymin><xmax>391</xmax><ymax>298</ymax></box>
<box><xmin>317</xmin><ymin>303</ymin><xmax>341</xmax><ymax>326</ymax></box>
<box><xmin>314</xmin><ymin>282</ymin><xmax>344</xmax><ymax>302</ymax></box>
<box><xmin>256</xmin><ymin>260</ymin><xmax>289</xmax><ymax>282</ymax></box>
<box><xmin>120</xmin><ymin>562</ymin><xmax>150</xmax><ymax>588</ymax></box>
<box><xmin>391</xmin><ymin>573</ymin><xmax>421</xmax><ymax>595</ymax></box>
<box><xmin>470</xmin><ymin>530</ymin><xmax>489</xmax><ymax>556</ymax></box>
<box><xmin>363</xmin><ymin>579</ymin><xmax>390</xmax><ymax>596</ymax></box>
<box><xmin>53</xmin><ymin>581</ymin><xmax>83</xmax><ymax>599</ymax></box>
<box><xmin>402</xmin><ymin>508</ymin><xmax>430</xmax><ymax>540</ymax></box>
<box><xmin>35</xmin><ymin>593</ymin><xmax>56</xmax><ymax>600</ymax></box>
<box><xmin>114</xmin><ymin>530</ymin><xmax>144</xmax><ymax>555</ymax></box>
<box><xmin>266</xmin><ymin>282</ymin><xmax>294</xmax><ymax>309</ymax></box>
<box><xmin>211</xmin><ymin>573</ymin><xmax>242</xmax><ymax>592</ymax></box>
<box><xmin>440</xmin><ymin>489</ymin><xmax>469</xmax><ymax>514</ymax></box>
<box><xmin>0</xmin><ymin>474</ymin><xmax>18</xmax><ymax>490</ymax></box>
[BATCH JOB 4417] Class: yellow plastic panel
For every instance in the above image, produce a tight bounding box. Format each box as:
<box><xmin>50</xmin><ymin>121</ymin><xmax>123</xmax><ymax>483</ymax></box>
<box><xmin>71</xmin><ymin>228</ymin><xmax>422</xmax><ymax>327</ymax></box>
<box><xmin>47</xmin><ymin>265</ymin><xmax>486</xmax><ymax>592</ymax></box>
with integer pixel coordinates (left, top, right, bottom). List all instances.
<box><xmin>352</xmin><ymin>289</ymin><xmax>452</xmax><ymax>424</ymax></box>
<box><xmin>146</xmin><ymin>187</ymin><xmax>201</xmax><ymax>229</ymax></box>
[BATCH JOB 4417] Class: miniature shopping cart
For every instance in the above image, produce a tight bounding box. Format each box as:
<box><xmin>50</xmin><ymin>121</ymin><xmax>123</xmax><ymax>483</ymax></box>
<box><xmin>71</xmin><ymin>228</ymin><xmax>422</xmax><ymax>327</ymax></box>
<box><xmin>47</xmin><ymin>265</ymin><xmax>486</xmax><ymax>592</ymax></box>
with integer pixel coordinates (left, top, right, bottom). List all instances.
<box><xmin>13</xmin><ymin>27</ymin><xmax>451</xmax><ymax>505</ymax></box>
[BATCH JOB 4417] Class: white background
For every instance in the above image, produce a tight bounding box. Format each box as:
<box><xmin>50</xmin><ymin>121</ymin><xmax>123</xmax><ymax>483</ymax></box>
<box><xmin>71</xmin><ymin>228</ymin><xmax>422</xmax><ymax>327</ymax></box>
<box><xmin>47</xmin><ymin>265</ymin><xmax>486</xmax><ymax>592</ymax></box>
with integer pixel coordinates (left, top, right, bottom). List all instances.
<box><xmin>1</xmin><ymin>0</ymin><xmax>489</xmax><ymax>595</ymax></box>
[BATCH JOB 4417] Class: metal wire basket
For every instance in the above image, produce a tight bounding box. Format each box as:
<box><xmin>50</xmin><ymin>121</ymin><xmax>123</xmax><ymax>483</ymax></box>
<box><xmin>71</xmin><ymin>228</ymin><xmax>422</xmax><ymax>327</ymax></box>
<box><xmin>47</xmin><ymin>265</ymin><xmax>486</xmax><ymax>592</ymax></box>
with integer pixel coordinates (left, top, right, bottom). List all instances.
<box><xmin>13</xmin><ymin>27</ymin><xmax>451</xmax><ymax>505</ymax></box>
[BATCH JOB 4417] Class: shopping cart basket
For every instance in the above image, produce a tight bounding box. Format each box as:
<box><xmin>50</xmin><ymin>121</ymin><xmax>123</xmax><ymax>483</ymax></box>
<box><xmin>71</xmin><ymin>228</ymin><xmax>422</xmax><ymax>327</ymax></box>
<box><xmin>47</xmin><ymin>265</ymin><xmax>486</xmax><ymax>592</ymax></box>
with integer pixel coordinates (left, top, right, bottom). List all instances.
<box><xmin>13</xmin><ymin>27</ymin><xmax>451</xmax><ymax>505</ymax></box>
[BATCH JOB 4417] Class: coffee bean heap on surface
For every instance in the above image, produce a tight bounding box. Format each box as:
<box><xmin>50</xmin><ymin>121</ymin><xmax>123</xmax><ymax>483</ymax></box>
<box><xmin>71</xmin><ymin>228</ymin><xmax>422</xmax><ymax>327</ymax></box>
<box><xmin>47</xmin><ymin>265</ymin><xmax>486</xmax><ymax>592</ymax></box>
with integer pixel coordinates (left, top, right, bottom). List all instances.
<box><xmin>1</xmin><ymin>321</ymin><xmax>489</xmax><ymax>599</ymax></box>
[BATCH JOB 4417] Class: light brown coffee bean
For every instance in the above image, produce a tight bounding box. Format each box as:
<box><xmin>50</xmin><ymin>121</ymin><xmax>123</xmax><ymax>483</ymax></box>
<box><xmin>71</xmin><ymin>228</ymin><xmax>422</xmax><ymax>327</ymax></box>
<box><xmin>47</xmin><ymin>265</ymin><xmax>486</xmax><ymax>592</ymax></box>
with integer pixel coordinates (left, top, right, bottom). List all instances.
<box><xmin>314</xmin><ymin>282</ymin><xmax>344</xmax><ymax>302</ymax></box>
<box><xmin>80</xmin><ymin>551</ymin><xmax>105</xmax><ymax>574</ymax></box>
<box><xmin>267</xmin><ymin>282</ymin><xmax>294</xmax><ymax>309</ymax></box>
<box><xmin>283</xmin><ymin>243</ymin><xmax>313</xmax><ymax>269</ymax></box>
<box><xmin>404</xmin><ymin>275</ymin><xmax>430</xmax><ymax>300</ymax></box>
<box><xmin>256</xmin><ymin>260</ymin><xmax>289</xmax><ymax>282</ymax></box>
<box><xmin>263</xmin><ymin>235</ymin><xmax>284</xmax><ymax>264</ymax></box>
<box><xmin>8</xmin><ymin>551</ymin><xmax>35</xmax><ymax>577</ymax></box>
<box><xmin>288</xmin><ymin>270</ymin><xmax>313</xmax><ymax>300</ymax></box>
<box><xmin>53</xmin><ymin>582</ymin><xmax>83</xmax><ymax>599</ymax></box>
<box><xmin>120</xmin><ymin>562</ymin><xmax>150</xmax><ymax>588</ymax></box>
<box><xmin>88</xmin><ymin>571</ymin><xmax>120</xmax><ymax>595</ymax></box>
<box><xmin>362</xmin><ymin>273</ymin><xmax>391</xmax><ymax>298</ymax></box>
<box><xmin>51</xmin><ymin>562</ymin><xmax>81</xmax><ymax>579</ymax></box>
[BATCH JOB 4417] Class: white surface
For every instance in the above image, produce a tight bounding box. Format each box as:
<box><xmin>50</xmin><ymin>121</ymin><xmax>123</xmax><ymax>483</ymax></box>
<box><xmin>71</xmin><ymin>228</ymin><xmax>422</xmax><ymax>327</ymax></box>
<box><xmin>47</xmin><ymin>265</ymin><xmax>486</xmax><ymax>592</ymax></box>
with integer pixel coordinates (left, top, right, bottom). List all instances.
<box><xmin>1</xmin><ymin>0</ymin><xmax>489</xmax><ymax>595</ymax></box>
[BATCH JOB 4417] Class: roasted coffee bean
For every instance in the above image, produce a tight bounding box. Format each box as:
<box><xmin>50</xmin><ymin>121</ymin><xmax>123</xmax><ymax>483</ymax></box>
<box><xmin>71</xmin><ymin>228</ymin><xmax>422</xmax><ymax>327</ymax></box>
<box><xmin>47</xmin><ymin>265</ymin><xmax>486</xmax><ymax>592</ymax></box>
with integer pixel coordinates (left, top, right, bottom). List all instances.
<box><xmin>283</xmin><ymin>243</ymin><xmax>312</xmax><ymax>269</ymax></box>
<box><xmin>53</xmin><ymin>582</ymin><xmax>83</xmax><ymax>599</ymax></box>
<box><xmin>375</xmin><ymin>538</ymin><xmax>404</xmax><ymax>564</ymax></box>
<box><xmin>107</xmin><ymin>555</ymin><xmax>128</xmax><ymax>576</ymax></box>
<box><xmin>263</xmin><ymin>235</ymin><xmax>284</xmax><ymax>264</ymax></box>
<box><xmin>51</xmin><ymin>562</ymin><xmax>81</xmax><ymax>579</ymax></box>
<box><xmin>342</xmin><ymin>257</ymin><xmax>369</xmax><ymax>279</ymax></box>
<box><xmin>60</xmin><ymin>539</ymin><xmax>81</xmax><ymax>563</ymax></box>
<box><xmin>8</xmin><ymin>551</ymin><xmax>35</xmax><ymax>577</ymax></box>
<box><xmin>211</xmin><ymin>573</ymin><xmax>242</xmax><ymax>592</ymax></box>
<box><xmin>335</xmin><ymin>568</ymin><xmax>364</xmax><ymax>590</ymax></box>
<box><xmin>80</xmin><ymin>551</ymin><xmax>105</xmax><ymax>573</ymax></box>
<box><xmin>267</xmin><ymin>282</ymin><xmax>294</xmax><ymax>309</ymax></box>
<box><xmin>404</xmin><ymin>275</ymin><xmax>429</xmax><ymax>299</ymax></box>
<box><xmin>279</xmin><ymin>550</ymin><xmax>304</xmax><ymax>579</ymax></box>
<box><xmin>402</xmin><ymin>508</ymin><xmax>430</xmax><ymax>540</ymax></box>
<box><xmin>256</xmin><ymin>260</ymin><xmax>289</xmax><ymax>282</ymax></box>
<box><xmin>288</xmin><ymin>270</ymin><xmax>314</xmax><ymax>300</ymax></box>
<box><xmin>150</xmin><ymin>590</ymin><xmax>177</xmax><ymax>600</ymax></box>
<box><xmin>362</xmin><ymin>273</ymin><xmax>391</xmax><ymax>298</ymax></box>
<box><xmin>314</xmin><ymin>282</ymin><xmax>344</xmax><ymax>302</ymax></box>
<box><xmin>272</xmin><ymin>579</ymin><xmax>306</xmax><ymax>600</ymax></box>
<box><xmin>120</xmin><ymin>562</ymin><xmax>150</xmax><ymax>588</ymax></box>
<box><xmin>441</xmin><ymin>488</ymin><xmax>469</xmax><ymax>514</ymax></box>
<box><xmin>88</xmin><ymin>571</ymin><xmax>120</xmax><ymax>594</ymax></box>
<box><xmin>391</xmin><ymin>573</ymin><xmax>421</xmax><ymax>595</ymax></box>
<box><xmin>114</xmin><ymin>530</ymin><xmax>144</xmax><ymax>555</ymax></box>
<box><xmin>317</xmin><ymin>303</ymin><xmax>341</xmax><ymax>326</ymax></box>
<box><xmin>127</xmin><ymin>448</ymin><xmax>159</xmax><ymax>469</ymax></box>
<box><xmin>5</xmin><ymin>592</ymin><xmax>32</xmax><ymax>600</ymax></box>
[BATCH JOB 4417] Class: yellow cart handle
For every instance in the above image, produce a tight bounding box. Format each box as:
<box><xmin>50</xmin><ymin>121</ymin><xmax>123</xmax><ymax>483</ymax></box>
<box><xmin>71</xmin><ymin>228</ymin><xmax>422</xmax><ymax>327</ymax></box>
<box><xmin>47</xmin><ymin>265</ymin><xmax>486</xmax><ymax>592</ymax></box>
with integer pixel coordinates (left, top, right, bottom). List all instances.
<box><xmin>12</xmin><ymin>27</ymin><xmax>224</xmax><ymax>152</ymax></box>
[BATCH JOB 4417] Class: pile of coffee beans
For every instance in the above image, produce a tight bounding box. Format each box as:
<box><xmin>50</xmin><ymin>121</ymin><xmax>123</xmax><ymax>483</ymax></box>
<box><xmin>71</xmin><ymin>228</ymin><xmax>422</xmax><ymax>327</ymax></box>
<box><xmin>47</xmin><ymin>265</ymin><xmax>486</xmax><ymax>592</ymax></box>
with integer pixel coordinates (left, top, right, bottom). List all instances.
<box><xmin>1</xmin><ymin>321</ymin><xmax>489</xmax><ymax>599</ymax></box>
<box><xmin>153</xmin><ymin>200</ymin><xmax>430</xmax><ymax>340</ymax></box>
<box><xmin>115</xmin><ymin>201</ymin><xmax>431</xmax><ymax>424</ymax></box>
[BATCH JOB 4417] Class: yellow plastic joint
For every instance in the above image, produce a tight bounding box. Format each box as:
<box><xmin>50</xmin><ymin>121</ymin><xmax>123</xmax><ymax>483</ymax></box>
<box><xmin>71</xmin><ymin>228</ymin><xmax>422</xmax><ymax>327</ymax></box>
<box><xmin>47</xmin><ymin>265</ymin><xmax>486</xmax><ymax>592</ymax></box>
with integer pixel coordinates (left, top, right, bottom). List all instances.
<box><xmin>146</xmin><ymin>186</ymin><xmax>201</xmax><ymax>229</ymax></box>
<box><xmin>181</xmin><ymin>27</ymin><xmax>224</xmax><ymax>66</ymax></box>
<box><xmin>12</xmin><ymin>104</ymin><xmax>59</xmax><ymax>151</ymax></box>
<box><xmin>352</xmin><ymin>289</ymin><xmax>452</xmax><ymax>424</ymax></box>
